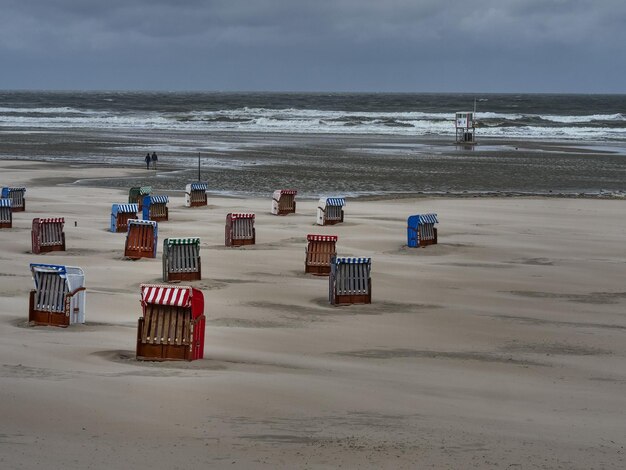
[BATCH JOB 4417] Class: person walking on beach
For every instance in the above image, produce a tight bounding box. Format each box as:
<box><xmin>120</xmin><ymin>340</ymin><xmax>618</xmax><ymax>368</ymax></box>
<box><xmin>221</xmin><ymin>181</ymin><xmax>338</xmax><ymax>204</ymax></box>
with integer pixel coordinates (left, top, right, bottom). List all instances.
<box><xmin>144</xmin><ymin>152</ymin><xmax>151</xmax><ymax>170</ymax></box>
<box><xmin>151</xmin><ymin>152</ymin><xmax>158</xmax><ymax>170</ymax></box>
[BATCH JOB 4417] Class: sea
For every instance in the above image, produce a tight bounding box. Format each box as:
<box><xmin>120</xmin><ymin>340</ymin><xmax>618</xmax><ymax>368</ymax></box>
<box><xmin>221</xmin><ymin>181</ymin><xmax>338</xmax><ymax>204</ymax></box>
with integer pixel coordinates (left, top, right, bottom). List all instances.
<box><xmin>1</xmin><ymin>91</ymin><xmax>625</xmax><ymax>198</ymax></box>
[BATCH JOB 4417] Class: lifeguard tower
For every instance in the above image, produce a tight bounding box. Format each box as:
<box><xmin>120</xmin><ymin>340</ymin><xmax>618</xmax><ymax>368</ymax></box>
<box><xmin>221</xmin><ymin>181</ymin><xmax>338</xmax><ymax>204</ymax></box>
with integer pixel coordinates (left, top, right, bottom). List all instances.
<box><xmin>455</xmin><ymin>111</ymin><xmax>476</xmax><ymax>144</ymax></box>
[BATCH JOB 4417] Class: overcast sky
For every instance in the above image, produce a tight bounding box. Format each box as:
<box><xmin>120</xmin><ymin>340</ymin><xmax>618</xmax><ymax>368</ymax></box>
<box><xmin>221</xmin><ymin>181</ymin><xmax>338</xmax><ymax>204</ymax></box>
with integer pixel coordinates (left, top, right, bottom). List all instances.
<box><xmin>1</xmin><ymin>0</ymin><xmax>625</xmax><ymax>93</ymax></box>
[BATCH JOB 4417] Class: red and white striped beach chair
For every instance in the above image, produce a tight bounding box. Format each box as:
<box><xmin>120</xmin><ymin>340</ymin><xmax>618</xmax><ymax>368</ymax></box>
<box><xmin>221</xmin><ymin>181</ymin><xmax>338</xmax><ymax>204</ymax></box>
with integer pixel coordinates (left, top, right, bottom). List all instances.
<box><xmin>136</xmin><ymin>284</ymin><xmax>206</xmax><ymax>361</ymax></box>
<box><xmin>271</xmin><ymin>189</ymin><xmax>297</xmax><ymax>215</ymax></box>
<box><xmin>31</xmin><ymin>218</ymin><xmax>65</xmax><ymax>254</ymax></box>
<box><xmin>305</xmin><ymin>235</ymin><xmax>338</xmax><ymax>275</ymax></box>
<box><xmin>225</xmin><ymin>213</ymin><xmax>255</xmax><ymax>246</ymax></box>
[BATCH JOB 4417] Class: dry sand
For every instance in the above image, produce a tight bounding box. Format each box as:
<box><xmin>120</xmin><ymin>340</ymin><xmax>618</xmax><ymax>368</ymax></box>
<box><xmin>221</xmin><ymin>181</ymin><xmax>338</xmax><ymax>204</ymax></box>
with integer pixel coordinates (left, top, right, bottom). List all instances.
<box><xmin>1</xmin><ymin>161</ymin><xmax>625</xmax><ymax>469</ymax></box>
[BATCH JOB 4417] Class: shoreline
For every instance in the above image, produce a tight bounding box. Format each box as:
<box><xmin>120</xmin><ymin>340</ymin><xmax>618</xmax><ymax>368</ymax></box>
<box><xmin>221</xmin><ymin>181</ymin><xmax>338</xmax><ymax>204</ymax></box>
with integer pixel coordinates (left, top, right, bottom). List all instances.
<box><xmin>2</xmin><ymin>158</ymin><xmax>625</xmax><ymax>201</ymax></box>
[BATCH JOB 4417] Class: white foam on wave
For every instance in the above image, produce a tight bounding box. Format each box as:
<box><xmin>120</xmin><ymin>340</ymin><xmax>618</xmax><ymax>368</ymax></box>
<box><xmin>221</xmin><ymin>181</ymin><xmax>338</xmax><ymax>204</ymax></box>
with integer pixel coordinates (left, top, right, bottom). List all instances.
<box><xmin>539</xmin><ymin>113</ymin><xmax>624</xmax><ymax>123</ymax></box>
<box><xmin>0</xmin><ymin>106</ymin><xmax>105</xmax><ymax>115</ymax></box>
<box><xmin>1</xmin><ymin>105</ymin><xmax>625</xmax><ymax>141</ymax></box>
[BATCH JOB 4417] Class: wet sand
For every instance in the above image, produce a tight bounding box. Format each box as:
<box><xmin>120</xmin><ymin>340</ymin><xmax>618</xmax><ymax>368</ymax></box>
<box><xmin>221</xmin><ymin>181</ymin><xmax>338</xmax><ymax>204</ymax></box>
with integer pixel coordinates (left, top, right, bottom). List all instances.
<box><xmin>1</xmin><ymin>161</ymin><xmax>626</xmax><ymax>469</ymax></box>
<box><xmin>2</xmin><ymin>130</ymin><xmax>626</xmax><ymax>198</ymax></box>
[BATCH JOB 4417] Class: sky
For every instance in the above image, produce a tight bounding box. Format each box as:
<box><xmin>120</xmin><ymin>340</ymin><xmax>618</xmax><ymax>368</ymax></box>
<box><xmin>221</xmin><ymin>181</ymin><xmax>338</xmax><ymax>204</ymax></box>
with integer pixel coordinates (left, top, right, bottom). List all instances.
<box><xmin>1</xmin><ymin>0</ymin><xmax>625</xmax><ymax>93</ymax></box>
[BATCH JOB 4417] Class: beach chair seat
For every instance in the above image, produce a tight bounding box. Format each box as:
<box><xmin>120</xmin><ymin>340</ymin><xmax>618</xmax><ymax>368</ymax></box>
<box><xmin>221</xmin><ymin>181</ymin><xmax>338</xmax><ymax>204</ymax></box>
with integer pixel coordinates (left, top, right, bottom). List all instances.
<box><xmin>110</xmin><ymin>203</ymin><xmax>138</xmax><ymax>233</ymax></box>
<box><xmin>317</xmin><ymin>197</ymin><xmax>345</xmax><ymax>225</ymax></box>
<box><xmin>305</xmin><ymin>235</ymin><xmax>337</xmax><ymax>275</ymax></box>
<box><xmin>31</xmin><ymin>218</ymin><xmax>66</xmax><ymax>254</ymax></box>
<box><xmin>128</xmin><ymin>186</ymin><xmax>151</xmax><ymax>211</ymax></box>
<box><xmin>142</xmin><ymin>195</ymin><xmax>169</xmax><ymax>222</ymax></box>
<box><xmin>407</xmin><ymin>213</ymin><xmax>438</xmax><ymax>247</ymax></box>
<box><xmin>185</xmin><ymin>182</ymin><xmax>208</xmax><ymax>207</ymax></box>
<box><xmin>124</xmin><ymin>219</ymin><xmax>158</xmax><ymax>259</ymax></box>
<box><xmin>163</xmin><ymin>238</ymin><xmax>201</xmax><ymax>282</ymax></box>
<box><xmin>1</xmin><ymin>187</ymin><xmax>26</xmax><ymax>212</ymax></box>
<box><xmin>0</xmin><ymin>198</ymin><xmax>12</xmax><ymax>228</ymax></box>
<box><xmin>329</xmin><ymin>257</ymin><xmax>372</xmax><ymax>305</ymax></box>
<box><xmin>136</xmin><ymin>284</ymin><xmax>205</xmax><ymax>361</ymax></box>
<box><xmin>225</xmin><ymin>213</ymin><xmax>255</xmax><ymax>246</ymax></box>
<box><xmin>271</xmin><ymin>189</ymin><xmax>297</xmax><ymax>215</ymax></box>
<box><xmin>28</xmin><ymin>264</ymin><xmax>86</xmax><ymax>327</ymax></box>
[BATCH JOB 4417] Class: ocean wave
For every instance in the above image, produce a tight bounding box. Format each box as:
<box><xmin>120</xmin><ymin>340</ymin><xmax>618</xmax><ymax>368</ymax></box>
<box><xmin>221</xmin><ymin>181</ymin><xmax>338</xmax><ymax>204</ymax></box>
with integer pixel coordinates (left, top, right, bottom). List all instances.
<box><xmin>1</xmin><ymin>105</ymin><xmax>625</xmax><ymax>141</ymax></box>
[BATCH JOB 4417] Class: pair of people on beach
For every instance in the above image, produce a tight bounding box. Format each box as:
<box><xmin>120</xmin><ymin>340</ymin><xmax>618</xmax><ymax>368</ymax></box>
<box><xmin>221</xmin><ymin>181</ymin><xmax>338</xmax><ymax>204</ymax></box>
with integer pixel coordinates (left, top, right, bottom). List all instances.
<box><xmin>144</xmin><ymin>152</ymin><xmax>158</xmax><ymax>170</ymax></box>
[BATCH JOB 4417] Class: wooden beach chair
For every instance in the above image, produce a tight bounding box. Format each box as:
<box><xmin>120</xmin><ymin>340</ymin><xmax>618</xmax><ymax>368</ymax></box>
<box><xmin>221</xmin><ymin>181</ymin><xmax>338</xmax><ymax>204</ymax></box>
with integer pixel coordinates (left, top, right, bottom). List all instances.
<box><xmin>407</xmin><ymin>213</ymin><xmax>438</xmax><ymax>247</ymax></box>
<box><xmin>317</xmin><ymin>197</ymin><xmax>345</xmax><ymax>225</ymax></box>
<box><xmin>124</xmin><ymin>219</ymin><xmax>158</xmax><ymax>259</ymax></box>
<box><xmin>31</xmin><ymin>218</ymin><xmax>66</xmax><ymax>254</ymax></box>
<box><xmin>128</xmin><ymin>186</ymin><xmax>152</xmax><ymax>211</ymax></box>
<box><xmin>28</xmin><ymin>263</ymin><xmax>86</xmax><ymax>327</ymax></box>
<box><xmin>0</xmin><ymin>198</ymin><xmax>12</xmax><ymax>228</ymax></box>
<box><xmin>225</xmin><ymin>213</ymin><xmax>255</xmax><ymax>246</ymax></box>
<box><xmin>329</xmin><ymin>257</ymin><xmax>372</xmax><ymax>306</ymax></box>
<box><xmin>1</xmin><ymin>187</ymin><xmax>26</xmax><ymax>212</ymax></box>
<box><xmin>163</xmin><ymin>238</ymin><xmax>201</xmax><ymax>282</ymax></box>
<box><xmin>271</xmin><ymin>189</ymin><xmax>297</xmax><ymax>215</ymax></box>
<box><xmin>305</xmin><ymin>234</ymin><xmax>337</xmax><ymax>275</ymax></box>
<box><xmin>136</xmin><ymin>284</ymin><xmax>206</xmax><ymax>361</ymax></box>
<box><xmin>110</xmin><ymin>203</ymin><xmax>138</xmax><ymax>233</ymax></box>
<box><xmin>185</xmin><ymin>182</ymin><xmax>208</xmax><ymax>207</ymax></box>
<box><xmin>142</xmin><ymin>195</ymin><xmax>169</xmax><ymax>222</ymax></box>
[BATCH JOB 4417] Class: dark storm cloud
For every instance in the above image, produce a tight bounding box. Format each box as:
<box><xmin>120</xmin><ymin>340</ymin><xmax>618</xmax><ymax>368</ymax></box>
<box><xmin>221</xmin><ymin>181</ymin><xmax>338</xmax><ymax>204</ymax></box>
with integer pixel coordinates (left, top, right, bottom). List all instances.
<box><xmin>1</xmin><ymin>0</ymin><xmax>625</xmax><ymax>91</ymax></box>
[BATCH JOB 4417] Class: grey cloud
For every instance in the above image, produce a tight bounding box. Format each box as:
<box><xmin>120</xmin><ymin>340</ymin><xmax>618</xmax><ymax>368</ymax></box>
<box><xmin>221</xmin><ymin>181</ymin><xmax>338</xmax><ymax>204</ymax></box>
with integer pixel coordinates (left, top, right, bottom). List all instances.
<box><xmin>1</xmin><ymin>0</ymin><xmax>625</xmax><ymax>91</ymax></box>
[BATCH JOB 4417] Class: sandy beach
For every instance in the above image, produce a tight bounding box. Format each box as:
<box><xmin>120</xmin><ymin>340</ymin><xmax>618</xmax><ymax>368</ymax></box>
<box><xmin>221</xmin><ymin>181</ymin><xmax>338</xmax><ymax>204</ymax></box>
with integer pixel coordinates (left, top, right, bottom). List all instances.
<box><xmin>1</xmin><ymin>160</ymin><xmax>625</xmax><ymax>469</ymax></box>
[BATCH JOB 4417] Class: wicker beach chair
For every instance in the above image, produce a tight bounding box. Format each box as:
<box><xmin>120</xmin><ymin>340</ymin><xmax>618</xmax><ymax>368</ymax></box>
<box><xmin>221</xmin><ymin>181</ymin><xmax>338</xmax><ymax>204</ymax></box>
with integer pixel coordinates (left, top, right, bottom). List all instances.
<box><xmin>271</xmin><ymin>189</ymin><xmax>297</xmax><ymax>215</ymax></box>
<box><xmin>128</xmin><ymin>186</ymin><xmax>151</xmax><ymax>211</ymax></box>
<box><xmin>407</xmin><ymin>214</ymin><xmax>438</xmax><ymax>247</ymax></box>
<box><xmin>225</xmin><ymin>213</ymin><xmax>255</xmax><ymax>246</ymax></box>
<box><xmin>136</xmin><ymin>284</ymin><xmax>205</xmax><ymax>361</ymax></box>
<box><xmin>162</xmin><ymin>238</ymin><xmax>201</xmax><ymax>282</ymax></box>
<box><xmin>28</xmin><ymin>263</ymin><xmax>86</xmax><ymax>327</ymax></box>
<box><xmin>305</xmin><ymin>235</ymin><xmax>337</xmax><ymax>275</ymax></box>
<box><xmin>1</xmin><ymin>187</ymin><xmax>26</xmax><ymax>212</ymax></box>
<box><xmin>31</xmin><ymin>218</ymin><xmax>66</xmax><ymax>254</ymax></box>
<box><xmin>0</xmin><ymin>198</ymin><xmax>12</xmax><ymax>228</ymax></box>
<box><xmin>142</xmin><ymin>195</ymin><xmax>169</xmax><ymax>222</ymax></box>
<box><xmin>110</xmin><ymin>203</ymin><xmax>139</xmax><ymax>233</ymax></box>
<box><xmin>329</xmin><ymin>257</ymin><xmax>372</xmax><ymax>305</ymax></box>
<box><xmin>124</xmin><ymin>219</ymin><xmax>158</xmax><ymax>259</ymax></box>
<box><xmin>185</xmin><ymin>182</ymin><xmax>208</xmax><ymax>207</ymax></box>
<box><xmin>317</xmin><ymin>197</ymin><xmax>345</xmax><ymax>225</ymax></box>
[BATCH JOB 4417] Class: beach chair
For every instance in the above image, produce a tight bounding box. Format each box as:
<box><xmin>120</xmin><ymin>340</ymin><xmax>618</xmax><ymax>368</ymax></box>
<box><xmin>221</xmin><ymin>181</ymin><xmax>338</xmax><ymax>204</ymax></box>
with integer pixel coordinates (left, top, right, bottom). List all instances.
<box><xmin>163</xmin><ymin>238</ymin><xmax>201</xmax><ymax>282</ymax></box>
<box><xmin>185</xmin><ymin>182</ymin><xmax>208</xmax><ymax>207</ymax></box>
<box><xmin>317</xmin><ymin>197</ymin><xmax>345</xmax><ymax>225</ymax></box>
<box><xmin>124</xmin><ymin>219</ymin><xmax>158</xmax><ymax>259</ymax></box>
<box><xmin>142</xmin><ymin>195</ymin><xmax>169</xmax><ymax>222</ymax></box>
<box><xmin>0</xmin><ymin>198</ymin><xmax>12</xmax><ymax>228</ymax></box>
<box><xmin>128</xmin><ymin>186</ymin><xmax>152</xmax><ymax>211</ymax></box>
<box><xmin>31</xmin><ymin>218</ymin><xmax>66</xmax><ymax>254</ymax></box>
<box><xmin>271</xmin><ymin>189</ymin><xmax>297</xmax><ymax>215</ymax></box>
<box><xmin>329</xmin><ymin>257</ymin><xmax>372</xmax><ymax>305</ymax></box>
<box><xmin>225</xmin><ymin>213</ymin><xmax>255</xmax><ymax>246</ymax></box>
<box><xmin>305</xmin><ymin>235</ymin><xmax>337</xmax><ymax>275</ymax></box>
<box><xmin>1</xmin><ymin>187</ymin><xmax>26</xmax><ymax>212</ymax></box>
<box><xmin>407</xmin><ymin>213</ymin><xmax>438</xmax><ymax>247</ymax></box>
<box><xmin>136</xmin><ymin>284</ymin><xmax>206</xmax><ymax>361</ymax></box>
<box><xmin>28</xmin><ymin>263</ymin><xmax>86</xmax><ymax>327</ymax></box>
<box><xmin>110</xmin><ymin>203</ymin><xmax>139</xmax><ymax>233</ymax></box>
